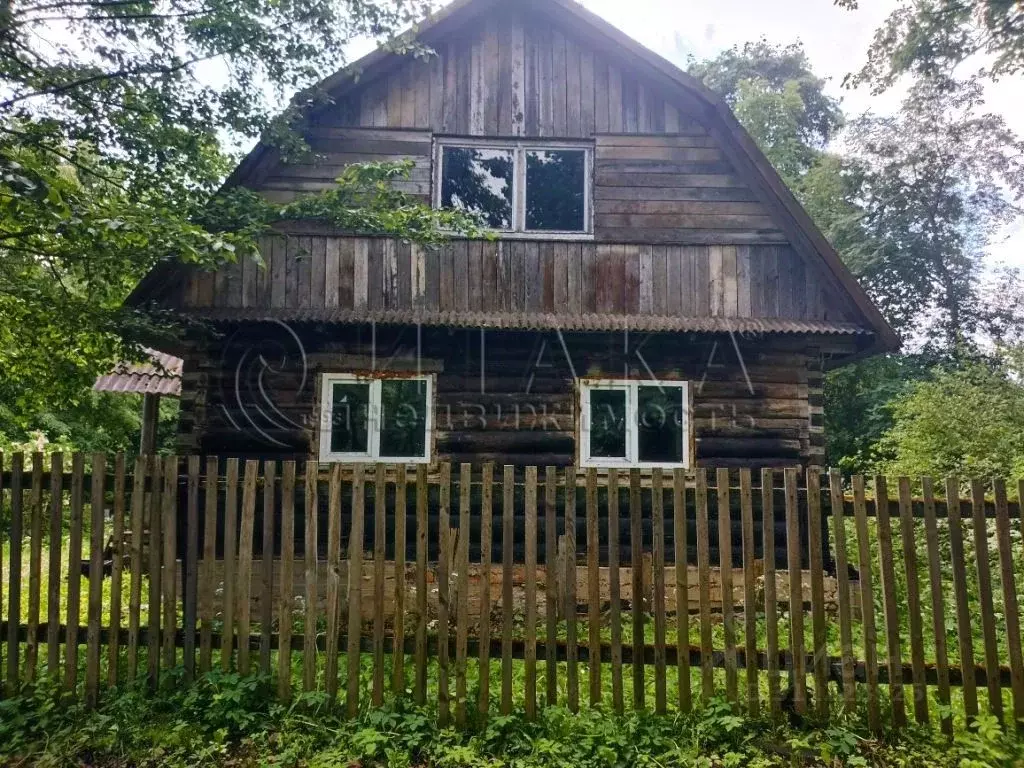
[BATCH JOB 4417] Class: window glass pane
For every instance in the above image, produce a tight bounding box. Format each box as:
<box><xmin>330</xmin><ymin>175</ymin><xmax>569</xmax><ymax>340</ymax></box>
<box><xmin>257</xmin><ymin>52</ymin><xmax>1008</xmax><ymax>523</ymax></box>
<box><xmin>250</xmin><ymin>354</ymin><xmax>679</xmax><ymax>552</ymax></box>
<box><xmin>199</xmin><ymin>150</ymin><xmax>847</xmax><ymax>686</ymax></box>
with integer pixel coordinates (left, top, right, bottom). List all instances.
<box><xmin>637</xmin><ymin>386</ymin><xmax>685</xmax><ymax>464</ymax></box>
<box><xmin>329</xmin><ymin>383</ymin><xmax>370</xmax><ymax>454</ymax></box>
<box><xmin>525</xmin><ymin>150</ymin><xmax>586</xmax><ymax>231</ymax></box>
<box><xmin>379</xmin><ymin>379</ymin><xmax>429</xmax><ymax>458</ymax></box>
<box><xmin>440</xmin><ymin>146</ymin><xmax>514</xmax><ymax>229</ymax></box>
<box><xmin>588</xmin><ymin>389</ymin><xmax>627</xmax><ymax>459</ymax></box>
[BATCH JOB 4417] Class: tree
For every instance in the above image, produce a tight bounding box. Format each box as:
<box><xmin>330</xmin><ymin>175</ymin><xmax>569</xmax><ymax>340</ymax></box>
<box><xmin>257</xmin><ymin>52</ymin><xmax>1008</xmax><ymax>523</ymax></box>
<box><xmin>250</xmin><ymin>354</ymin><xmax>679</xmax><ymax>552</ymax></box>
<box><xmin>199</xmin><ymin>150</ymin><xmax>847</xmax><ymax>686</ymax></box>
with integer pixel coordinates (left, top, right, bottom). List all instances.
<box><xmin>844</xmin><ymin>76</ymin><xmax>1024</xmax><ymax>351</ymax></box>
<box><xmin>843</xmin><ymin>0</ymin><xmax>1024</xmax><ymax>91</ymax></box>
<box><xmin>689</xmin><ymin>39</ymin><xmax>843</xmax><ymax>164</ymax></box>
<box><xmin>875</xmin><ymin>361</ymin><xmax>1024</xmax><ymax>479</ymax></box>
<box><xmin>0</xmin><ymin>0</ymin><xmax>481</xmax><ymax>430</ymax></box>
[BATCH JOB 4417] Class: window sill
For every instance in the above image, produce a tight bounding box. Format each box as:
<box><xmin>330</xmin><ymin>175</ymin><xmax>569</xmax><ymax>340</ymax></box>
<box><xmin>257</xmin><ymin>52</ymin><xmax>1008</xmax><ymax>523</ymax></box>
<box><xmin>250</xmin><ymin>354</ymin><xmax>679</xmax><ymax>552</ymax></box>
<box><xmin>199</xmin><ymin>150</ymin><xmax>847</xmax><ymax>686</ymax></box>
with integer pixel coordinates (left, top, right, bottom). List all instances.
<box><xmin>449</xmin><ymin>231</ymin><xmax>595</xmax><ymax>243</ymax></box>
<box><xmin>318</xmin><ymin>454</ymin><xmax>432</xmax><ymax>465</ymax></box>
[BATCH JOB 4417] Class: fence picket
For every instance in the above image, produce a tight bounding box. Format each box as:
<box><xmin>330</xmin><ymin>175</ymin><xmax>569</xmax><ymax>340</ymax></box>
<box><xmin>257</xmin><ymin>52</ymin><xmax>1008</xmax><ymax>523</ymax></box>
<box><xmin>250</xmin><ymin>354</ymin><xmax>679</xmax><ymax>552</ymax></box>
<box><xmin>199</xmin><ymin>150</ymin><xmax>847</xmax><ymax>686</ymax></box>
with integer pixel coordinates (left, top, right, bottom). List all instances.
<box><xmin>897</xmin><ymin>477</ymin><xmax>927</xmax><ymax>723</ymax></box>
<box><xmin>806</xmin><ymin>469</ymin><xmax>827</xmax><ymax>718</ymax></box>
<box><xmin>762</xmin><ymin>469</ymin><xmax>779</xmax><ymax>716</ymax></box>
<box><xmin>373</xmin><ymin>464</ymin><xmax>387</xmax><ymax>706</ymax></box>
<box><xmin>545</xmin><ymin>465</ymin><xmax>559</xmax><ymax>707</ymax></box>
<box><xmin>5</xmin><ymin>453</ymin><xmax>23</xmax><ymax>696</ymax></box>
<box><xmin>717</xmin><ymin>468</ymin><xmax>737</xmax><ymax>704</ymax></box>
<box><xmin>47</xmin><ymin>453</ymin><xmax>65</xmax><ymax>683</ymax></box>
<box><xmin>993</xmin><ymin>478</ymin><xmax>1024</xmax><ymax>727</ymax></box>
<box><xmin>221</xmin><ymin>458</ymin><xmax>239</xmax><ymax>671</ymax></box>
<box><xmin>629</xmin><ymin>468</ymin><xmax>643</xmax><ymax>711</ymax></box>
<box><xmin>346</xmin><ymin>465</ymin><xmax>365</xmax><ymax>717</ymax></box>
<box><xmin>673</xmin><ymin>468</ymin><xmax>690</xmax><ymax>713</ymax></box>
<box><xmin>566</xmin><ymin>467</ymin><xmax>579</xmax><ymax>712</ymax></box>
<box><xmin>182</xmin><ymin>456</ymin><xmax>198</xmax><ymax>683</ymax></box>
<box><xmin>127</xmin><ymin>456</ymin><xmax>147</xmax><ymax>681</ymax></box>
<box><xmin>26</xmin><ymin>453</ymin><xmax>43</xmax><ymax>684</ymax></box>
<box><xmin>237</xmin><ymin>460</ymin><xmax>258</xmax><ymax>676</ymax></box>
<box><xmin>875</xmin><ymin>475</ymin><xmax>905</xmax><ymax>727</ymax></box>
<box><xmin>438</xmin><ymin>462</ymin><xmax>452</xmax><ymax>724</ymax></box>
<box><xmin>921</xmin><ymin>477</ymin><xmax>952</xmax><ymax>734</ymax></box>
<box><xmin>303</xmin><ymin>462</ymin><xmax>320</xmax><ymax>693</ymax></box>
<box><xmin>652</xmin><ymin>468</ymin><xmax>666</xmax><ymax>714</ymax></box>
<box><xmin>324</xmin><ymin>464</ymin><xmax>343</xmax><ymax>701</ymax></box>
<box><xmin>260</xmin><ymin>461</ymin><xmax>276</xmax><ymax>677</ymax></box>
<box><xmin>161</xmin><ymin>456</ymin><xmax>178</xmax><ymax>672</ymax></box>
<box><xmin>586</xmin><ymin>467</ymin><xmax>601</xmax><ymax>706</ymax></box>
<box><xmin>695</xmin><ymin>468</ymin><xmax>713</xmax><ymax>701</ymax></box>
<box><xmin>278</xmin><ymin>461</ymin><xmax>296</xmax><ymax>700</ymax></box>
<box><xmin>946</xmin><ymin>476</ymin><xmax>978</xmax><ymax>721</ymax></box>
<box><xmin>608</xmin><ymin>468</ymin><xmax>623</xmax><ymax>714</ymax></box>
<box><xmin>852</xmin><ymin>476</ymin><xmax>881</xmax><ymax>733</ymax></box>
<box><xmin>414</xmin><ymin>465</ymin><xmax>428</xmax><ymax>706</ymax></box>
<box><xmin>739</xmin><ymin>468</ymin><xmax>757</xmax><ymax>714</ymax></box>
<box><xmin>524</xmin><ymin>465</ymin><xmax>538</xmax><ymax>719</ymax></box>
<box><xmin>393</xmin><ymin>466</ymin><xmax>408</xmax><ymax>696</ymax></box>
<box><xmin>455</xmin><ymin>464</ymin><xmax>471</xmax><ymax>725</ymax></box>
<box><xmin>828</xmin><ymin>469</ymin><xmax>855</xmax><ymax>712</ymax></box>
<box><xmin>478</xmin><ymin>463</ymin><xmax>494</xmax><ymax>716</ymax></box>
<box><xmin>500</xmin><ymin>465</ymin><xmax>513</xmax><ymax>716</ymax></box>
<box><xmin>784</xmin><ymin>467</ymin><xmax>806</xmax><ymax>715</ymax></box>
<box><xmin>199</xmin><ymin>457</ymin><xmax>218</xmax><ymax>675</ymax></box>
<box><xmin>146</xmin><ymin>456</ymin><xmax>163</xmax><ymax>690</ymax></box>
<box><xmin>971</xmin><ymin>479</ymin><xmax>1003</xmax><ymax>721</ymax></box>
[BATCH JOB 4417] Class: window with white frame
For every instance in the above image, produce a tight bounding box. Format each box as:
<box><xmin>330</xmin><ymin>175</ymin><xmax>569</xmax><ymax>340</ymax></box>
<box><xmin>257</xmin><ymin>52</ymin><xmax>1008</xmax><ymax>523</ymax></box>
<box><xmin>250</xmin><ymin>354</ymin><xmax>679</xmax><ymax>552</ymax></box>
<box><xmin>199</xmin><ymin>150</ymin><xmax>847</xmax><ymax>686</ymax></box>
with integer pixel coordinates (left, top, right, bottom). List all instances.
<box><xmin>579</xmin><ymin>380</ymin><xmax>691</xmax><ymax>468</ymax></box>
<box><xmin>318</xmin><ymin>373</ymin><xmax>433</xmax><ymax>463</ymax></box>
<box><xmin>435</xmin><ymin>139</ymin><xmax>591</xmax><ymax>235</ymax></box>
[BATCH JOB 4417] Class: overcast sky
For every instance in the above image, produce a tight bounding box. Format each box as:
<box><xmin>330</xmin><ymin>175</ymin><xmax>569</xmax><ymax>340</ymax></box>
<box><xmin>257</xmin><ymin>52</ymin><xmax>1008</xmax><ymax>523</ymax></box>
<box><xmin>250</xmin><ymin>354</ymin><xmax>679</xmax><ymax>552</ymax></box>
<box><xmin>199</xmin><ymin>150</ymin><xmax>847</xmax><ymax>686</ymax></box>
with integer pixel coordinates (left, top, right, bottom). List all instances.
<box><xmin>577</xmin><ymin>0</ymin><xmax>1024</xmax><ymax>270</ymax></box>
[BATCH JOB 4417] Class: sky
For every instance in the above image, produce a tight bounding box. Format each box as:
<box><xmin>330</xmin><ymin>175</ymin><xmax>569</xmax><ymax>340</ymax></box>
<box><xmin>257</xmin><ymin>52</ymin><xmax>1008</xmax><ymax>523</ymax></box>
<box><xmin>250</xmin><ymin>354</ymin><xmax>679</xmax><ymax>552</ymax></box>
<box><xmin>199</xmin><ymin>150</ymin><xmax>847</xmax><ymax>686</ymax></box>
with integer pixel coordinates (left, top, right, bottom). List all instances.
<box><xmin>575</xmin><ymin>0</ymin><xmax>1024</xmax><ymax>270</ymax></box>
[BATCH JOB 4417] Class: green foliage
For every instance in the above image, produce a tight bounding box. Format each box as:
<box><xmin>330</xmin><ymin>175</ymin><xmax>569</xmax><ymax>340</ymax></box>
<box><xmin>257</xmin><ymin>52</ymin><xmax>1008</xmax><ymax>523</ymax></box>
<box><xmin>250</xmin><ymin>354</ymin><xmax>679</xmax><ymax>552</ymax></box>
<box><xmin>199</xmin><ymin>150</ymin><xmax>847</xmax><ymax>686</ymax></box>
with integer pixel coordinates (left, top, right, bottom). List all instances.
<box><xmin>845</xmin><ymin>0</ymin><xmax>1024</xmax><ymax>91</ymax></box>
<box><xmin>844</xmin><ymin>76</ymin><xmax>1024</xmax><ymax>350</ymax></box>
<box><xmin>0</xmin><ymin>0</ymin><xmax>483</xmax><ymax>431</ymax></box>
<box><xmin>1</xmin><ymin>674</ymin><xmax>1021</xmax><ymax>768</ymax></box>
<box><xmin>876</xmin><ymin>360</ymin><xmax>1024</xmax><ymax>478</ymax></box>
<box><xmin>824</xmin><ymin>355</ymin><xmax>929</xmax><ymax>473</ymax></box>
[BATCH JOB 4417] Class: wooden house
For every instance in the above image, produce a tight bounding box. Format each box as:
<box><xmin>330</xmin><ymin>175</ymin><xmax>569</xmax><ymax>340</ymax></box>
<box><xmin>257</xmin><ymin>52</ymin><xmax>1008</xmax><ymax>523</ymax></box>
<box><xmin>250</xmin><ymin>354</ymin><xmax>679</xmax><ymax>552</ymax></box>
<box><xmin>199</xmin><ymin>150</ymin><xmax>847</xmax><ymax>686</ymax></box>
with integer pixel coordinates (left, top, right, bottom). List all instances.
<box><xmin>128</xmin><ymin>0</ymin><xmax>897</xmax><ymax>473</ymax></box>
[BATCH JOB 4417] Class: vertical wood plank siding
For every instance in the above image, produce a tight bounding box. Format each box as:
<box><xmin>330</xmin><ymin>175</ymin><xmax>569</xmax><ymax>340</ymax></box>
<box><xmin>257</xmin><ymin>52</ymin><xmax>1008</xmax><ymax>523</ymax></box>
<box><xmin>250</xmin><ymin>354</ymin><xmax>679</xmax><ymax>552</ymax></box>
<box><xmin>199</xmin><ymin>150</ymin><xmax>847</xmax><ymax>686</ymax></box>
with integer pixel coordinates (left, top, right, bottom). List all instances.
<box><xmin>182</xmin><ymin>237</ymin><xmax>857</xmax><ymax>327</ymax></box>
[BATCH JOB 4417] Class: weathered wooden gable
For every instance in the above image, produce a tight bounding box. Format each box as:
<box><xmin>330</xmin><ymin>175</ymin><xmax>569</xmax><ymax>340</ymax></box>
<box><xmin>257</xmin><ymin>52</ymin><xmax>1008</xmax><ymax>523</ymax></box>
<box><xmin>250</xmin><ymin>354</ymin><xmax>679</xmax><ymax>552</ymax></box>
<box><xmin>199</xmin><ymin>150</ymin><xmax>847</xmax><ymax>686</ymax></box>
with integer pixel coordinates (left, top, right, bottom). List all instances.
<box><xmin>254</xmin><ymin>4</ymin><xmax>787</xmax><ymax>247</ymax></box>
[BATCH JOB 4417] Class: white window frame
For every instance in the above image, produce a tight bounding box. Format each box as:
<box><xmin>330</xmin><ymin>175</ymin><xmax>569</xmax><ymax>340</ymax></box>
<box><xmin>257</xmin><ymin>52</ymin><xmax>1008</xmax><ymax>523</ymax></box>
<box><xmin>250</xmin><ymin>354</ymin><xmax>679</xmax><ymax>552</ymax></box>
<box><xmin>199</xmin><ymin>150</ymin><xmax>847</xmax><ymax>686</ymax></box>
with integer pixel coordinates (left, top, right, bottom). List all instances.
<box><xmin>318</xmin><ymin>373</ymin><xmax>433</xmax><ymax>464</ymax></box>
<box><xmin>579</xmin><ymin>379</ymin><xmax>691</xmax><ymax>469</ymax></box>
<box><xmin>433</xmin><ymin>136</ymin><xmax>593</xmax><ymax>239</ymax></box>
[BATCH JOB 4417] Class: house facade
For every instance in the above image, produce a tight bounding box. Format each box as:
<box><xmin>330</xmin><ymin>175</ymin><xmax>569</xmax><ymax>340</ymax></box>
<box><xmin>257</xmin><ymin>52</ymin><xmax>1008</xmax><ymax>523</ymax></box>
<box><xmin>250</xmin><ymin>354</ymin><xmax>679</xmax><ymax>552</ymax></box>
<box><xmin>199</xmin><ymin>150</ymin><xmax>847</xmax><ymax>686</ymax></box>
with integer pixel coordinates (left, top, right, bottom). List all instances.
<box><xmin>129</xmin><ymin>0</ymin><xmax>897</xmax><ymax>471</ymax></box>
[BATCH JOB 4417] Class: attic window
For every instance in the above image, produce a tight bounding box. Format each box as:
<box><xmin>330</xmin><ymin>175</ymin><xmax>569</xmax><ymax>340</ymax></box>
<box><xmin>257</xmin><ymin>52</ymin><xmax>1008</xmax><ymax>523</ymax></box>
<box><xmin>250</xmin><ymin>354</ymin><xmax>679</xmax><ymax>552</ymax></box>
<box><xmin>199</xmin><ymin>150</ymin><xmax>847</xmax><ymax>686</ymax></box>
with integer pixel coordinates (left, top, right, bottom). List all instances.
<box><xmin>435</xmin><ymin>139</ymin><xmax>591</xmax><ymax>236</ymax></box>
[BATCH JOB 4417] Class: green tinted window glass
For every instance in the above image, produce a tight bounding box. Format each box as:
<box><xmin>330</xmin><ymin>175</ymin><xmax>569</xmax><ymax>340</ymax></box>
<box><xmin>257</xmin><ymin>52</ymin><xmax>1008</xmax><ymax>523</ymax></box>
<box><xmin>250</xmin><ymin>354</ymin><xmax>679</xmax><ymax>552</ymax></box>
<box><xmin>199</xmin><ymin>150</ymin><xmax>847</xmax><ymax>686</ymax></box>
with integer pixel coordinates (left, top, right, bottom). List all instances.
<box><xmin>525</xmin><ymin>150</ymin><xmax>586</xmax><ymax>231</ymax></box>
<box><xmin>637</xmin><ymin>385</ymin><xmax>685</xmax><ymax>464</ymax></box>
<box><xmin>589</xmin><ymin>389</ymin><xmax>627</xmax><ymax>459</ymax></box>
<box><xmin>329</xmin><ymin>382</ymin><xmax>370</xmax><ymax>454</ymax></box>
<box><xmin>379</xmin><ymin>379</ymin><xmax>429</xmax><ymax>458</ymax></box>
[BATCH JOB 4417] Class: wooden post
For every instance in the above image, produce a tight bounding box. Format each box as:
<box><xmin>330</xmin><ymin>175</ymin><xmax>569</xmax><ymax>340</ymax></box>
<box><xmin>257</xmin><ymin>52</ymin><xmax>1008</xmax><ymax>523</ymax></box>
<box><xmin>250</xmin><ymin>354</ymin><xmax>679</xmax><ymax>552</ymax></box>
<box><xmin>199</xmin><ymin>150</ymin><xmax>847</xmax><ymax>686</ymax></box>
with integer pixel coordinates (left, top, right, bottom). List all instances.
<box><xmin>139</xmin><ymin>393</ymin><xmax>161</xmax><ymax>456</ymax></box>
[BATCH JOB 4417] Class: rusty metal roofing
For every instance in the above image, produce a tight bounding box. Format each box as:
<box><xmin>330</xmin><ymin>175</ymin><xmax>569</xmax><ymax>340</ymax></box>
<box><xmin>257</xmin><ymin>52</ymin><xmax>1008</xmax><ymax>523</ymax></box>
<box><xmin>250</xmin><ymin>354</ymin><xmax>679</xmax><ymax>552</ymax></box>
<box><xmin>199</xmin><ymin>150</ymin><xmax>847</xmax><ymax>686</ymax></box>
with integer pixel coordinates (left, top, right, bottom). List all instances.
<box><xmin>93</xmin><ymin>348</ymin><xmax>183</xmax><ymax>397</ymax></box>
<box><xmin>180</xmin><ymin>307</ymin><xmax>873</xmax><ymax>336</ymax></box>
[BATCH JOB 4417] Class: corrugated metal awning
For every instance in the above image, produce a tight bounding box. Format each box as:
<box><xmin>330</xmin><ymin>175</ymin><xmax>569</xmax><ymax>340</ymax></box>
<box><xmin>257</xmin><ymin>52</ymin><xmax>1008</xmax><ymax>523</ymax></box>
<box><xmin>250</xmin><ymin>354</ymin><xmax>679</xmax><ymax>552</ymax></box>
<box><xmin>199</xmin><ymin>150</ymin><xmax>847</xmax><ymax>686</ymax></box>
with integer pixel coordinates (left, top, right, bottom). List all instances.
<box><xmin>179</xmin><ymin>307</ymin><xmax>874</xmax><ymax>336</ymax></box>
<box><xmin>93</xmin><ymin>348</ymin><xmax>183</xmax><ymax>397</ymax></box>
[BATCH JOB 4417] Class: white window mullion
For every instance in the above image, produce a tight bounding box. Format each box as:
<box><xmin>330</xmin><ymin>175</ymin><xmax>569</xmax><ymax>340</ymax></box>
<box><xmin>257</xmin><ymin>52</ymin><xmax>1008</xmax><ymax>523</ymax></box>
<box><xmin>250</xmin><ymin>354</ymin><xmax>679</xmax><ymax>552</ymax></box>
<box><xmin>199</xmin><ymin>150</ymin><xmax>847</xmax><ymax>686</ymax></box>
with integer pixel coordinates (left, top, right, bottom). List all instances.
<box><xmin>368</xmin><ymin>379</ymin><xmax>382</xmax><ymax>460</ymax></box>
<box><xmin>628</xmin><ymin>382</ymin><xmax>639</xmax><ymax>465</ymax></box>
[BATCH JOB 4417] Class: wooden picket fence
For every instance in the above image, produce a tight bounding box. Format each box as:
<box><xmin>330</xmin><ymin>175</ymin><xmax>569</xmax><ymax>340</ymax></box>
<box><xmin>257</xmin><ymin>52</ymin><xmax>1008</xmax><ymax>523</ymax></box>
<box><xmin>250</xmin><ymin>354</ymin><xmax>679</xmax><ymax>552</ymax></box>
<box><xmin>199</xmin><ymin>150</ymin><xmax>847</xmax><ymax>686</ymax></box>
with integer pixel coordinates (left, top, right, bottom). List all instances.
<box><xmin>2</xmin><ymin>452</ymin><xmax>1024</xmax><ymax>735</ymax></box>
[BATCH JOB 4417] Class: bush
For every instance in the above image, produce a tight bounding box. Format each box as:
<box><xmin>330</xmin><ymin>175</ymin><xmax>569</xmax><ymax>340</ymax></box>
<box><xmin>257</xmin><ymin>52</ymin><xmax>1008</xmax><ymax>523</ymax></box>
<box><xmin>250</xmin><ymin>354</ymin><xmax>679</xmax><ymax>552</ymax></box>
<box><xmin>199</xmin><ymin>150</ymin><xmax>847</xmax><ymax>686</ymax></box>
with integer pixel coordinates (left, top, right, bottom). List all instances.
<box><xmin>0</xmin><ymin>672</ymin><xmax>1021</xmax><ymax>767</ymax></box>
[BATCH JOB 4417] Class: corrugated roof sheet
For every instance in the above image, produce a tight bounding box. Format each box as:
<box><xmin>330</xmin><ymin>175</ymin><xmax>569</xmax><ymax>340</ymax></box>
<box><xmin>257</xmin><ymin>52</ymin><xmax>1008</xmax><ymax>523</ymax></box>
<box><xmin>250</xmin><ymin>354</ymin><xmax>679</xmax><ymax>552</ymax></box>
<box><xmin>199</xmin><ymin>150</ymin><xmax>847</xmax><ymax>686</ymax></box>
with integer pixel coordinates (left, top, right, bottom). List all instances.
<box><xmin>93</xmin><ymin>348</ymin><xmax>183</xmax><ymax>397</ymax></box>
<box><xmin>180</xmin><ymin>307</ymin><xmax>873</xmax><ymax>336</ymax></box>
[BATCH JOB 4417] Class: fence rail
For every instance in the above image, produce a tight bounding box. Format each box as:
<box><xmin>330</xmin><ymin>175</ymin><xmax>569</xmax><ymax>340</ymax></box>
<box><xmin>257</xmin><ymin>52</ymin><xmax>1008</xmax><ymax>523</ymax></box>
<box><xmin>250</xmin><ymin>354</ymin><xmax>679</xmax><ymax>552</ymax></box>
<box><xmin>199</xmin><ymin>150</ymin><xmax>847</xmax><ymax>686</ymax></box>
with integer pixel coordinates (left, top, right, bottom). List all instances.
<box><xmin>2</xmin><ymin>452</ymin><xmax>1024</xmax><ymax>735</ymax></box>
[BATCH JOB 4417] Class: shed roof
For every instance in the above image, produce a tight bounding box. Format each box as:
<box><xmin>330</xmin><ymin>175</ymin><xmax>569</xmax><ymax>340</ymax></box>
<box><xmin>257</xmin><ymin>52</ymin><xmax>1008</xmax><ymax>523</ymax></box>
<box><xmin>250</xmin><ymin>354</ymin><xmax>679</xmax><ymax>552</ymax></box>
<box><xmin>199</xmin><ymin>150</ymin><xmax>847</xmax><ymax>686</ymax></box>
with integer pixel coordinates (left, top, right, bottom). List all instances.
<box><xmin>93</xmin><ymin>349</ymin><xmax>183</xmax><ymax>397</ymax></box>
